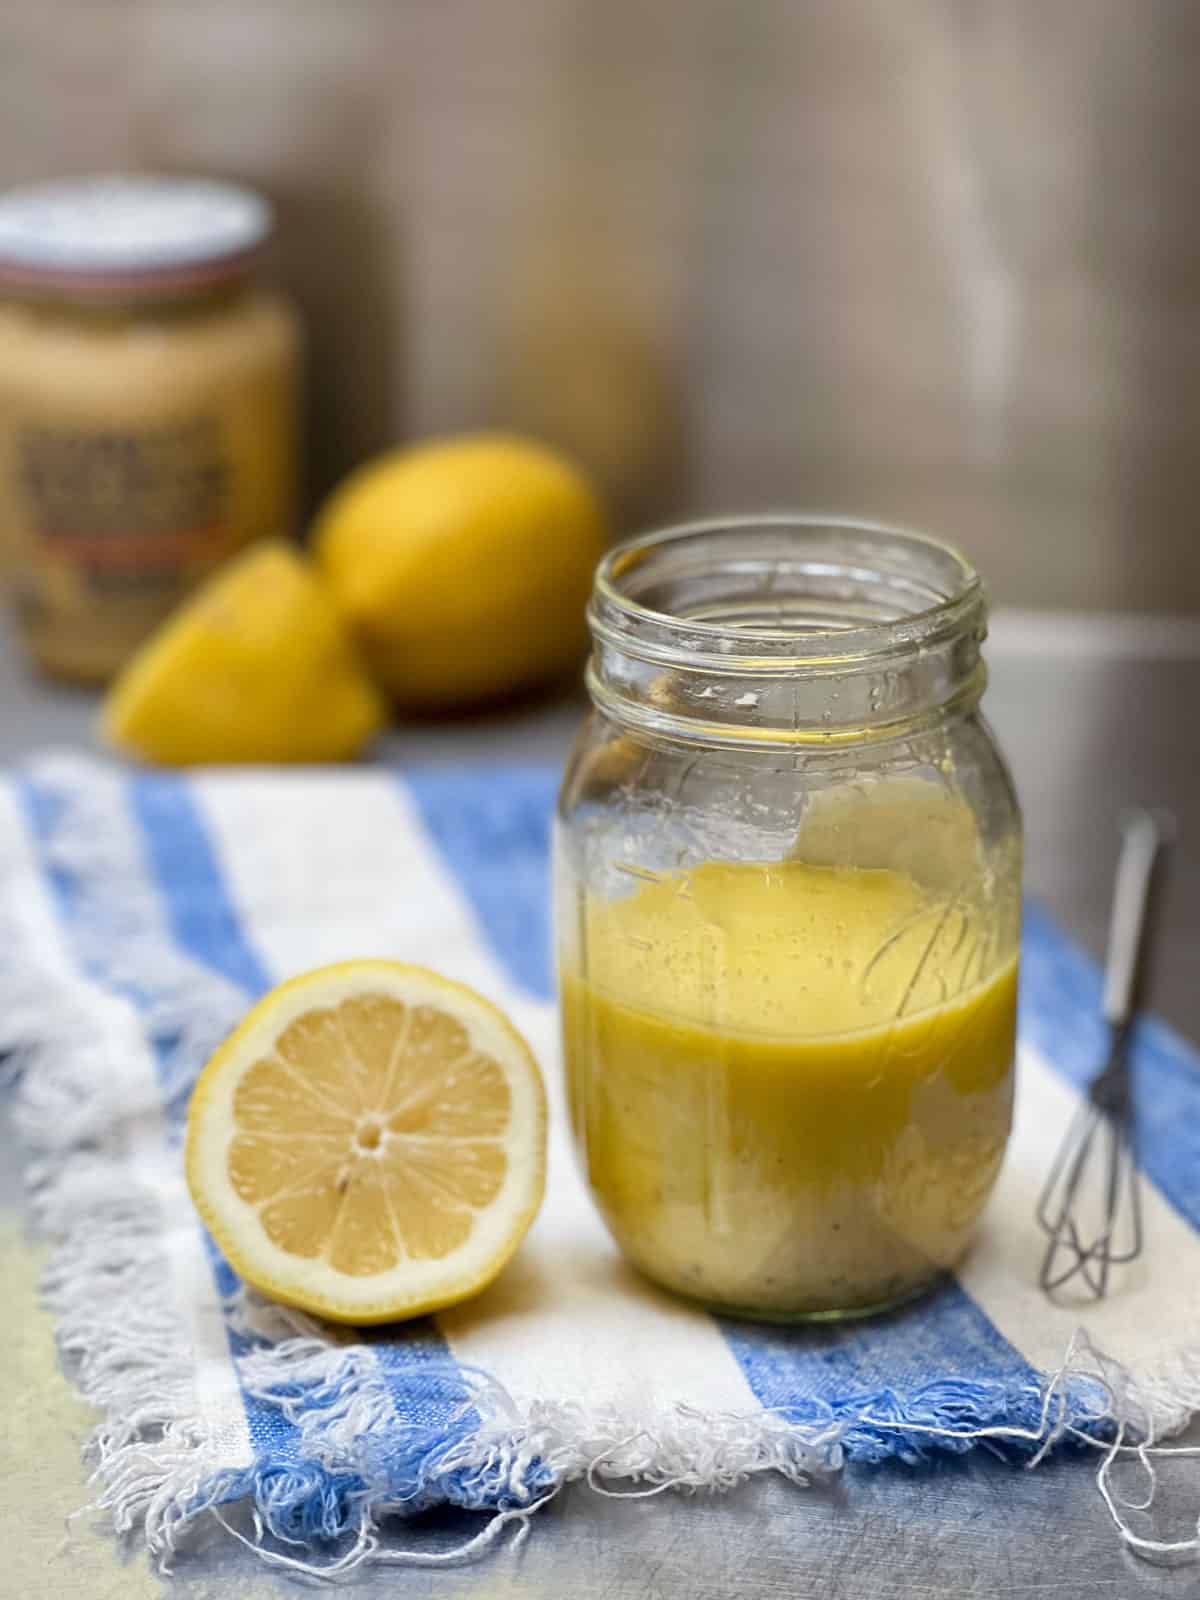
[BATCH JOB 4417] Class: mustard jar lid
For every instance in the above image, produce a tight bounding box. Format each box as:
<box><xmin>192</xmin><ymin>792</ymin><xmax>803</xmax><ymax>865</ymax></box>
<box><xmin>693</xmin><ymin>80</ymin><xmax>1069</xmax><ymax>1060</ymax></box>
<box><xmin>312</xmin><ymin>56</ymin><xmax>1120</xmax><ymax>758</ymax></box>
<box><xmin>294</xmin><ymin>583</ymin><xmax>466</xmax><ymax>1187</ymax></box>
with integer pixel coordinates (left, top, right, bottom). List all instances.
<box><xmin>0</xmin><ymin>174</ymin><xmax>272</xmax><ymax>300</ymax></box>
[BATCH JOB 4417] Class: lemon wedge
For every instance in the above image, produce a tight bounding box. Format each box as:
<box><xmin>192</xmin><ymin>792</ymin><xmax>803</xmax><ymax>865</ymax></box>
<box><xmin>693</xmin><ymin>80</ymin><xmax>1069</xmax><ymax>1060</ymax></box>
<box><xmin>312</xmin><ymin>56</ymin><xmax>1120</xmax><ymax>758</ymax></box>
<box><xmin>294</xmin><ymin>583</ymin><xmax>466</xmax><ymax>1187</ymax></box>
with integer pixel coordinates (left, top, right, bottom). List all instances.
<box><xmin>186</xmin><ymin>961</ymin><xmax>546</xmax><ymax>1324</ymax></box>
<box><xmin>101</xmin><ymin>541</ymin><xmax>388</xmax><ymax>765</ymax></box>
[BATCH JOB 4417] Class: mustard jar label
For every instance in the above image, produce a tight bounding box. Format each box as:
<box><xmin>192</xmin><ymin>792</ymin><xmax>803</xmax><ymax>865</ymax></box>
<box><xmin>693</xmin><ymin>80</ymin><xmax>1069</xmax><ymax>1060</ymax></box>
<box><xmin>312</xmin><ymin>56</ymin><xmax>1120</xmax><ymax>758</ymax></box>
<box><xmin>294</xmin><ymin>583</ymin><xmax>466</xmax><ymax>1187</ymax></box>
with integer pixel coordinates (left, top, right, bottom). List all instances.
<box><xmin>17</xmin><ymin>416</ymin><xmax>230</xmax><ymax>590</ymax></box>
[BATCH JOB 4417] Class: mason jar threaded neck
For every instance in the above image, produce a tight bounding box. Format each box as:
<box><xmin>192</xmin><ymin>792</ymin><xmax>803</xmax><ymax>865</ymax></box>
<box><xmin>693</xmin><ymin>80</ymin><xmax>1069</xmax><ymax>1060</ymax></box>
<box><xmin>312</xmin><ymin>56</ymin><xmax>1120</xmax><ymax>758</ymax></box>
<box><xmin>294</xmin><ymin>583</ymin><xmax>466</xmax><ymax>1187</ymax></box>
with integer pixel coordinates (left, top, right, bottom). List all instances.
<box><xmin>585</xmin><ymin>516</ymin><xmax>988</xmax><ymax>748</ymax></box>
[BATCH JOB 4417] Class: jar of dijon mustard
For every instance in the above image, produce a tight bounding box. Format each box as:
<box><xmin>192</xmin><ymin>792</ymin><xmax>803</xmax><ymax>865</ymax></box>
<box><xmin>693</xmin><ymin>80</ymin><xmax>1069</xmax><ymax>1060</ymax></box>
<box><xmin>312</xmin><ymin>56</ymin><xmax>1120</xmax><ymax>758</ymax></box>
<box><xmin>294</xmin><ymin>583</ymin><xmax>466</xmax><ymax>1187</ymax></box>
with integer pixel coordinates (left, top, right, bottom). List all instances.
<box><xmin>0</xmin><ymin>175</ymin><xmax>301</xmax><ymax>682</ymax></box>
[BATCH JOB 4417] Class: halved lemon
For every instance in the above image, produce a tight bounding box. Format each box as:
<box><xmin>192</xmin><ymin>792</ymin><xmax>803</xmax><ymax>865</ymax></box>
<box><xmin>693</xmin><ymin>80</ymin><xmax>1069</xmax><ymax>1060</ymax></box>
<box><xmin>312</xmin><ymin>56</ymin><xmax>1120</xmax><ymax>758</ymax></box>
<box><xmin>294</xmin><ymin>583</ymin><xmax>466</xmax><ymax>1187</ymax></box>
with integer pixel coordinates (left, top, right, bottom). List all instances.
<box><xmin>186</xmin><ymin>961</ymin><xmax>546</xmax><ymax>1324</ymax></box>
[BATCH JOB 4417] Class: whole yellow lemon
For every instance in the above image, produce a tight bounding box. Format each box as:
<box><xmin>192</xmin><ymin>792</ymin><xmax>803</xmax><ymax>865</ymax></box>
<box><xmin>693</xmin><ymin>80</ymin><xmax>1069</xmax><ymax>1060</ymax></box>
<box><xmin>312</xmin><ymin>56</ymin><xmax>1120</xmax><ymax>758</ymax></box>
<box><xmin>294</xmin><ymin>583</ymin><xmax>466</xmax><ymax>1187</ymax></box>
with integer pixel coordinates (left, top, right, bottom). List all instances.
<box><xmin>312</xmin><ymin>434</ymin><xmax>609</xmax><ymax>710</ymax></box>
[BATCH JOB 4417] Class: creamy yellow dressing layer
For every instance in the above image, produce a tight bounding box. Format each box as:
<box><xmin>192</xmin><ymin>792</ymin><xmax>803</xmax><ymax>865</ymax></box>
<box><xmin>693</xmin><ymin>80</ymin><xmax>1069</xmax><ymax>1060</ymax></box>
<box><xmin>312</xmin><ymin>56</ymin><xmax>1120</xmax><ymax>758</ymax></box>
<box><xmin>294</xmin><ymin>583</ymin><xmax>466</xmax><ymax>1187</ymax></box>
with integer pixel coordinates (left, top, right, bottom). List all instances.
<box><xmin>560</xmin><ymin>859</ymin><xmax>1017</xmax><ymax>1318</ymax></box>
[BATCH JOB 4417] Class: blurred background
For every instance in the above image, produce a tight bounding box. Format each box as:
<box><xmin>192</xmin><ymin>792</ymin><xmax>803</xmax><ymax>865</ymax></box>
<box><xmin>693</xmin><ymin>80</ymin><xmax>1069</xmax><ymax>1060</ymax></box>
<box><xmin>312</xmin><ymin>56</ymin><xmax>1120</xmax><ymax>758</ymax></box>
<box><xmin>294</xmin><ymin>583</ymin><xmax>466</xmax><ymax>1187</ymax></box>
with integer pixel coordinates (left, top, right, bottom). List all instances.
<box><xmin>4</xmin><ymin>0</ymin><xmax>1200</xmax><ymax>613</ymax></box>
<box><xmin>1</xmin><ymin>0</ymin><xmax>1198</xmax><ymax>1009</ymax></box>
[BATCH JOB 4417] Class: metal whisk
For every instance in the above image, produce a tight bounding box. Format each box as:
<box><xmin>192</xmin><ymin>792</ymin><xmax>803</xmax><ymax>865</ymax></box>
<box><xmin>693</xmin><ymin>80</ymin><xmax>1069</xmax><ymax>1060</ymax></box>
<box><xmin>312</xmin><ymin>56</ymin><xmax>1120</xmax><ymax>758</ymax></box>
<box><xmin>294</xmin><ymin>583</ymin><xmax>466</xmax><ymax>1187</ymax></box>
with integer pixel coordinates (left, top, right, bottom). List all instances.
<box><xmin>1036</xmin><ymin>809</ymin><xmax>1169</xmax><ymax>1299</ymax></box>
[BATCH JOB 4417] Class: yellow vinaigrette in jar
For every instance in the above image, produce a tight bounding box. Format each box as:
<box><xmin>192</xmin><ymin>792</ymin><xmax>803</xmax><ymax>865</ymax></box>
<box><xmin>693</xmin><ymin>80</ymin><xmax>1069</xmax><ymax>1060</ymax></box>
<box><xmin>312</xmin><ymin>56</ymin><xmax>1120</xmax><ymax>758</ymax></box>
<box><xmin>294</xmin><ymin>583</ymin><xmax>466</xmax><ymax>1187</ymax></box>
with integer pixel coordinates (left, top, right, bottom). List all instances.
<box><xmin>561</xmin><ymin>857</ymin><xmax>1016</xmax><ymax>1319</ymax></box>
<box><xmin>557</xmin><ymin>517</ymin><xmax>1022</xmax><ymax>1319</ymax></box>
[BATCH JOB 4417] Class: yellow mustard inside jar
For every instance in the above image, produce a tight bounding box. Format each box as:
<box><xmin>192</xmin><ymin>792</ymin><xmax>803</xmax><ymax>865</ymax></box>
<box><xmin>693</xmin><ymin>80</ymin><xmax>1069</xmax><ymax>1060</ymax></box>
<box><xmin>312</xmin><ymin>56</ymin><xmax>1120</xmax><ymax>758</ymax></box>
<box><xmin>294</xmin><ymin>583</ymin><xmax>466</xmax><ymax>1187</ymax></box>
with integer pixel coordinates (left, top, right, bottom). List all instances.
<box><xmin>0</xmin><ymin>175</ymin><xmax>301</xmax><ymax>682</ymax></box>
<box><xmin>556</xmin><ymin>516</ymin><xmax>1022</xmax><ymax>1321</ymax></box>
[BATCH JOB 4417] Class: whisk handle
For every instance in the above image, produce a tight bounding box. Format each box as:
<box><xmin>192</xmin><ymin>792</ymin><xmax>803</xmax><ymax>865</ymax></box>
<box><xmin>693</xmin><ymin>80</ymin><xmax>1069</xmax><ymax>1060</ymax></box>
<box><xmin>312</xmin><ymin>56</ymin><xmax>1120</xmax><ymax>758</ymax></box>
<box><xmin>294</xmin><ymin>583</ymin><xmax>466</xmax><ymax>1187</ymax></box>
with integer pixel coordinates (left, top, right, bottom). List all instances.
<box><xmin>1102</xmin><ymin>810</ymin><xmax>1169</xmax><ymax>1026</ymax></box>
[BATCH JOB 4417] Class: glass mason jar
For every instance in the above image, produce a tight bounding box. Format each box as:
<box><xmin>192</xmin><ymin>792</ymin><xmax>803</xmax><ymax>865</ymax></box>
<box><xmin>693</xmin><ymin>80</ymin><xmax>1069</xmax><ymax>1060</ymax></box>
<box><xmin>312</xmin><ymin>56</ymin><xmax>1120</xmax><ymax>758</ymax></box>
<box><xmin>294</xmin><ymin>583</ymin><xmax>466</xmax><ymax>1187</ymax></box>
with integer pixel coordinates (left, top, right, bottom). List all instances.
<box><xmin>555</xmin><ymin>516</ymin><xmax>1021</xmax><ymax>1321</ymax></box>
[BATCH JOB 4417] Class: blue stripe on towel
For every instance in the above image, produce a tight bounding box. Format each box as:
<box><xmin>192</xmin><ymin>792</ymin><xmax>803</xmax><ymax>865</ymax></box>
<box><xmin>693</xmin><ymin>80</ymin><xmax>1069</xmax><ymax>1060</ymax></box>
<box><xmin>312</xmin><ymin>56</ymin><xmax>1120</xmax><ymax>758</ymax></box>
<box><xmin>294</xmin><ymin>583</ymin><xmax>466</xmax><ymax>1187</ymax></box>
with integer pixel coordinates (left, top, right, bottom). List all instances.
<box><xmin>404</xmin><ymin>767</ymin><xmax>558</xmax><ymax>1001</ymax></box>
<box><xmin>720</xmin><ymin>1278</ymin><xmax>1026</xmax><ymax>1397</ymax></box>
<box><xmin>128</xmin><ymin>774</ymin><xmax>274</xmax><ymax>999</ymax></box>
<box><xmin>717</xmin><ymin>1282</ymin><xmax>1041</xmax><ymax>1462</ymax></box>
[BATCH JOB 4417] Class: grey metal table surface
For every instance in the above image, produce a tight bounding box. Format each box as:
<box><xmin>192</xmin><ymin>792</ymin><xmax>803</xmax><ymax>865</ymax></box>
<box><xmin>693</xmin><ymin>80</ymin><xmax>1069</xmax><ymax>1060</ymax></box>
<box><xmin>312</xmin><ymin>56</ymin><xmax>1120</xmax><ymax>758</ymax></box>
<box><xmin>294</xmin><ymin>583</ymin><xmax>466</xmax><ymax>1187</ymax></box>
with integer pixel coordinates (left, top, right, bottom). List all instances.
<box><xmin>3</xmin><ymin>611</ymin><xmax>1200</xmax><ymax>1600</ymax></box>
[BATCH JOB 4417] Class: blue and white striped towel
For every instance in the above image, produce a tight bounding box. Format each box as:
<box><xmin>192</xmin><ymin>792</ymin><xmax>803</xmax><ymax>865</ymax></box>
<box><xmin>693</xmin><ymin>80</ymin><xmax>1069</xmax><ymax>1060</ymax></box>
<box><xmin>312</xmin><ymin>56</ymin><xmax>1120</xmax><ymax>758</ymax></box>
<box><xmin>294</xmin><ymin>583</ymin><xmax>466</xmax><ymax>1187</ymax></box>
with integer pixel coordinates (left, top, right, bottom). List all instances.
<box><xmin>4</xmin><ymin>753</ymin><xmax>1200</xmax><ymax>1577</ymax></box>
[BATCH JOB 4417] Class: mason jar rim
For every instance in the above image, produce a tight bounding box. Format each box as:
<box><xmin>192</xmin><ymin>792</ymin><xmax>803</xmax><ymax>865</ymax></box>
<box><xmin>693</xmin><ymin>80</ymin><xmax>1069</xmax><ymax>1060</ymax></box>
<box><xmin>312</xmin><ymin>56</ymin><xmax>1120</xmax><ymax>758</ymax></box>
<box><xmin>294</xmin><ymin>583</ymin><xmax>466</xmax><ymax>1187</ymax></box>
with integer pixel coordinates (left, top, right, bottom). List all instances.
<box><xmin>590</xmin><ymin>513</ymin><xmax>983</xmax><ymax>670</ymax></box>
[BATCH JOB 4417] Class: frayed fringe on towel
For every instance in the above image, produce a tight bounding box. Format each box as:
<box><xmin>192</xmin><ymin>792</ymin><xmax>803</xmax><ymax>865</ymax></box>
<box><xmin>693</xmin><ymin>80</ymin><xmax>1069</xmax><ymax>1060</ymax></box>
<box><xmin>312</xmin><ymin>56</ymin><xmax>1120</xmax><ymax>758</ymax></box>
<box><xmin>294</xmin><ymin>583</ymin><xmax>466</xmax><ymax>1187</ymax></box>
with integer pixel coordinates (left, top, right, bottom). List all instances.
<box><xmin>3</xmin><ymin>753</ymin><xmax>1200</xmax><ymax>1581</ymax></box>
